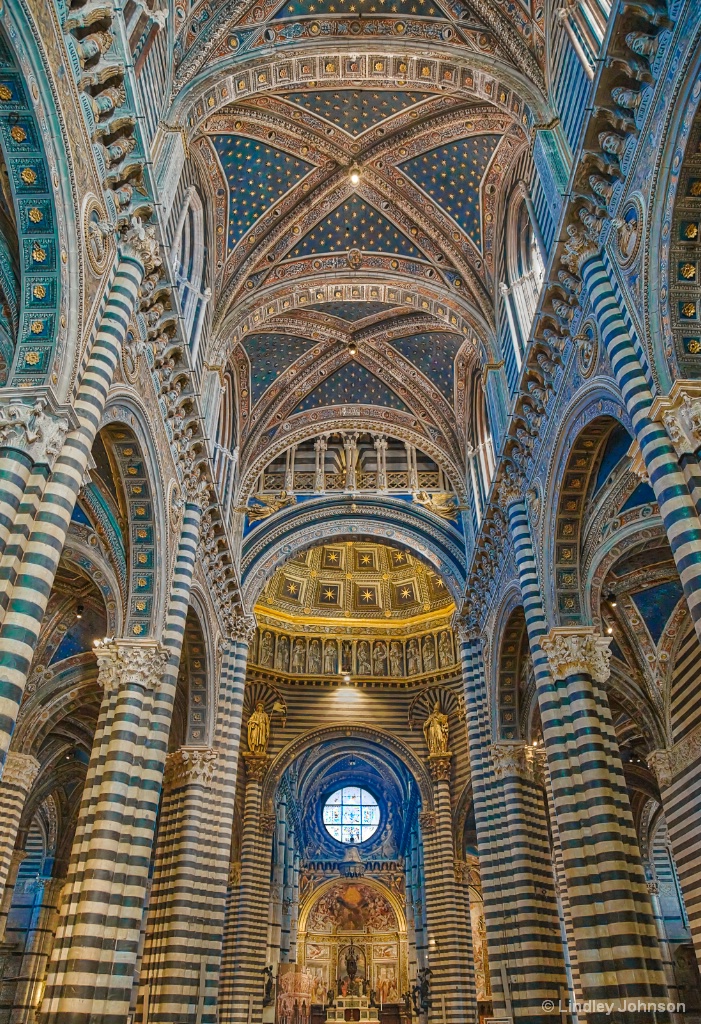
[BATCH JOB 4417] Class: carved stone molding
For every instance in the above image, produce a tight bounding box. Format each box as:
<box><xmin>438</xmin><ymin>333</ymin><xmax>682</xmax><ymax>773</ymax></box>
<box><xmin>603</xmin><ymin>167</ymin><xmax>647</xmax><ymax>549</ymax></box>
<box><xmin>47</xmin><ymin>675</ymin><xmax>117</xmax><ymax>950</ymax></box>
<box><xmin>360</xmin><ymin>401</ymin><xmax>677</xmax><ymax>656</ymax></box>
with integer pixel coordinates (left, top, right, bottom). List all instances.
<box><xmin>647</xmin><ymin>880</ymin><xmax>660</xmax><ymax>895</ymax></box>
<box><xmin>229</xmin><ymin>861</ymin><xmax>242</xmax><ymax>887</ymax></box>
<box><xmin>164</xmin><ymin>747</ymin><xmax>219</xmax><ymax>788</ymax></box>
<box><xmin>120</xmin><ymin>217</ymin><xmax>161</xmax><ymax>274</ymax></box>
<box><xmin>1</xmin><ymin>752</ymin><xmax>40</xmax><ymax>793</ymax></box>
<box><xmin>228</xmin><ymin>614</ymin><xmax>257</xmax><ymax>646</ymax></box>
<box><xmin>650</xmin><ymin>380</ymin><xmax>701</xmax><ymax>458</ymax></box>
<box><xmin>0</xmin><ymin>390</ymin><xmax>77</xmax><ymax>468</ymax></box>
<box><xmin>418</xmin><ymin>810</ymin><xmax>437</xmax><ymax>835</ymax></box>
<box><xmin>243</xmin><ymin>751</ymin><xmax>270</xmax><ymax>782</ymax></box>
<box><xmin>649</xmin><ymin>722</ymin><xmax>701</xmax><ymax>789</ymax></box>
<box><xmin>626</xmin><ymin>437</ymin><xmax>650</xmax><ymax>483</ymax></box>
<box><xmin>427</xmin><ymin>752</ymin><xmax>452</xmax><ymax>783</ymax></box>
<box><xmin>491</xmin><ymin>741</ymin><xmax>543</xmax><ymax>784</ymax></box>
<box><xmin>94</xmin><ymin>638</ymin><xmax>169</xmax><ymax>696</ymax></box>
<box><xmin>540</xmin><ymin>627</ymin><xmax>612</xmax><ymax>683</ymax></box>
<box><xmin>497</xmin><ymin>474</ymin><xmax>524</xmax><ymax>511</ymax></box>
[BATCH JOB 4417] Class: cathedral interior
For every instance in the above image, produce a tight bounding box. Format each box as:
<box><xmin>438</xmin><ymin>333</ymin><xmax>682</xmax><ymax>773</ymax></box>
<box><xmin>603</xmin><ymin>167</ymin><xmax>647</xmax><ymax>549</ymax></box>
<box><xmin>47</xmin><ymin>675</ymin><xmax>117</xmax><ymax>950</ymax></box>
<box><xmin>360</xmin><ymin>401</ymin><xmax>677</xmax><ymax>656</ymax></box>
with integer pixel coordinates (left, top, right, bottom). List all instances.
<box><xmin>0</xmin><ymin>0</ymin><xmax>701</xmax><ymax>1021</ymax></box>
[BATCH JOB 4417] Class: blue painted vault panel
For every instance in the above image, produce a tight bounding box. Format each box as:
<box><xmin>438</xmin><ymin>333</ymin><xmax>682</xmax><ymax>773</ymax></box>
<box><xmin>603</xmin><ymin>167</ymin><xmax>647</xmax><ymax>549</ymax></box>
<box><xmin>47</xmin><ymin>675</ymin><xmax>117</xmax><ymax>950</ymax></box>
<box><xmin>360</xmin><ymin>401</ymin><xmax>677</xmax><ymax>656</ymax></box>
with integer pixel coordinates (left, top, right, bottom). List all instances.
<box><xmin>389</xmin><ymin>332</ymin><xmax>463</xmax><ymax>397</ymax></box>
<box><xmin>242</xmin><ymin>333</ymin><xmax>318</xmax><ymax>404</ymax></box>
<box><xmin>212</xmin><ymin>135</ymin><xmax>314</xmax><ymax>248</ymax></box>
<box><xmin>276</xmin><ymin>0</ymin><xmax>445</xmax><ymax>16</ymax></box>
<box><xmin>280</xmin><ymin>91</ymin><xmax>434</xmax><ymax>136</ymax></box>
<box><xmin>631</xmin><ymin>580</ymin><xmax>685</xmax><ymax>646</ymax></box>
<box><xmin>307</xmin><ymin>301</ymin><xmax>397</xmax><ymax>321</ymax></box>
<box><xmin>293</xmin><ymin>361</ymin><xmax>410</xmax><ymax>412</ymax></box>
<box><xmin>287</xmin><ymin>196</ymin><xmax>422</xmax><ymax>258</ymax></box>
<box><xmin>400</xmin><ymin>135</ymin><xmax>500</xmax><ymax>247</ymax></box>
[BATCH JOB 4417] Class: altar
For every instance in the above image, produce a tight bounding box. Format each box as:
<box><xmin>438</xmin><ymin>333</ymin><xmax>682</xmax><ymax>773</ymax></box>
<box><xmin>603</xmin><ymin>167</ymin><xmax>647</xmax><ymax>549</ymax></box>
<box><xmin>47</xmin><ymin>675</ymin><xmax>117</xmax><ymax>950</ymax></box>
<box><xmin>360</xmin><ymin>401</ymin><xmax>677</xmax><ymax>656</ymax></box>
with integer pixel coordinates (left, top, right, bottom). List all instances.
<box><xmin>325</xmin><ymin>995</ymin><xmax>379</xmax><ymax>1022</ymax></box>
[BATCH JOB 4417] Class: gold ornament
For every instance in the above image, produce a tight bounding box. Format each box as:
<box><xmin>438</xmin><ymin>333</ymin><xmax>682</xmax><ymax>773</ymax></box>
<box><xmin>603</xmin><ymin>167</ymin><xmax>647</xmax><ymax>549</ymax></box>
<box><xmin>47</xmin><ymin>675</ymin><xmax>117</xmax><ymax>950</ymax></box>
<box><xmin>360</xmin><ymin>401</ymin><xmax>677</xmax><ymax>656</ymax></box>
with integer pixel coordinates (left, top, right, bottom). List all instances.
<box><xmin>31</xmin><ymin>243</ymin><xmax>46</xmax><ymax>263</ymax></box>
<box><xmin>10</xmin><ymin>125</ymin><xmax>26</xmax><ymax>143</ymax></box>
<box><xmin>30</xmin><ymin>320</ymin><xmax>43</xmax><ymax>334</ymax></box>
<box><xmin>0</xmin><ymin>85</ymin><xmax>12</xmax><ymax>101</ymax></box>
<box><xmin>20</xmin><ymin>167</ymin><xmax>37</xmax><ymax>185</ymax></box>
<box><xmin>688</xmin><ymin>340</ymin><xmax>701</xmax><ymax>354</ymax></box>
<box><xmin>235</xmin><ymin>490</ymin><xmax>295</xmax><ymax>520</ymax></box>
<box><xmin>682</xmin><ymin>302</ymin><xmax>697</xmax><ymax>318</ymax></box>
<box><xmin>690</xmin><ymin>181</ymin><xmax>701</xmax><ymax>196</ymax></box>
<box><xmin>685</xmin><ymin>223</ymin><xmax>698</xmax><ymax>239</ymax></box>
<box><xmin>32</xmin><ymin>284</ymin><xmax>46</xmax><ymax>299</ymax></box>
<box><xmin>24</xmin><ymin>351</ymin><xmax>40</xmax><ymax>365</ymax></box>
<box><xmin>28</xmin><ymin>207</ymin><xmax>42</xmax><ymax>223</ymax></box>
<box><xmin>681</xmin><ymin>263</ymin><xmax>696</xmax><ymax>279</ymax></box>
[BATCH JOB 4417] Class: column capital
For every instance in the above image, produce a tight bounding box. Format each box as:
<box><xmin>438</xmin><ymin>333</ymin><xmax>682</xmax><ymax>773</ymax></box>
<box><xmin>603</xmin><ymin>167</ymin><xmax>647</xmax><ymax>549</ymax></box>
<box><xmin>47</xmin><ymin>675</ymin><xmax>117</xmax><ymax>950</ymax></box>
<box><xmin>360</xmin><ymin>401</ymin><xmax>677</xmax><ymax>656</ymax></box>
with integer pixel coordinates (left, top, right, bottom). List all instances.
<box><xmin>181</xmin><ymin>463</ymin><xmax>210</xmax><ymax>508</ymax></box>
<box><xmin>540</xmin><ymin>626</ymin><xmax>611</xmax><ymax>683</ymax></box>
<box><xmin>164</xmin><ymin>746</ymin><xmax>218</xmax><ymax>788</ymax></box>
<box><xmin>561</xmin><ymin>223</ymin><xmax>600</xmax><ymax>275</ymax></box>
<box><xmin>452</xmin><ymin>612</ymin><xmax>481</xmax><ymax>644</ymax></box>
<box><xmin>0</xmin><ymin>390</ymin><xmax>77</xmax><ymax>468</ymax></box>
<box><xmin>497</xmin><ymin>472</ymin><xmax>525</xmax><ymax>511</ymax></box>
<box><xmin>243</xmin><ymin>751</ymin><xmax>270</xmax><ymax>781</ymax></box>
<box><xmin>120</xmin><ymin>216</ymin><xmax>162</xmax><ymax>273</ymax></box>
<box><xmin>226</xmin><ymin>613</ymin><xmax>256</xmax><ymax>645</ymax></box>
<box><xmin>418</xmin><ymin>809</ymin><xmax>437</xmax><ymax>835</ymax></box>
<box><xmin>94</xmin><ymin>638</ymin><xmax>169</xmax><ymax>694</ymax></box>
<box><xmin>427</xmin><ymin>752</ymin><xmax>452</xmax><ymax>782</ymax></box>
<box><xmin>260</xmin><ymin>812</ymin><xmax>277</xmax><ymax>836</ymax></box>
<box><xmin>491</xmin><ymin>741</ymin><xmax>543</xmax><ymax>784</ymax></box>
<box><xmin>1</xmin><ymin>752</ymin><xmax>40</xmax><ymax>791</ymax></box>
<box><xmin>649</xmin><ymin>722</ymin><xmax>701</xmax><ymax>789</ymax></box>
<box><xmin>650</xmin><ymin>380</ymin><xmax>701</xmax><ymax>458</ymax></box>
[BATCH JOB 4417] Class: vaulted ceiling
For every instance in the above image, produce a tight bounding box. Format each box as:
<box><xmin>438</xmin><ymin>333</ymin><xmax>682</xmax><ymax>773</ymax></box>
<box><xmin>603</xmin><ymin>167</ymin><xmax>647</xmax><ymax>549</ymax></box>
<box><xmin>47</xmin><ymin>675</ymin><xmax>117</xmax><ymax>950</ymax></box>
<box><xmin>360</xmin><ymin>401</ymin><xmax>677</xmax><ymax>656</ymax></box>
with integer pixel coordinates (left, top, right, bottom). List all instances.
<box><xmin>172</xmin><ymin>0</ymin><xmax>551</xmax><ymax>493</ymax></box>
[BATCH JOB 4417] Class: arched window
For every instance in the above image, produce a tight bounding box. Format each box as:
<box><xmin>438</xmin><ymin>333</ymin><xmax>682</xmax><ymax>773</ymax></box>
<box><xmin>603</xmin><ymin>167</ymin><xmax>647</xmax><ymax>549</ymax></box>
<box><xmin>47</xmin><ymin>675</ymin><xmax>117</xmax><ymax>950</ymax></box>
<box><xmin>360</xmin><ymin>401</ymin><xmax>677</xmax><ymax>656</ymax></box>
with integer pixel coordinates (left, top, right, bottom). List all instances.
<box><xmin>323</xmin><ymin>786</ymin><xmax>380</xmax><ymax>844</ymax></box>
<box><xmin>213</xmin><ymin>370</ymin><xmax>239</xmax><ymax>517</ymax></box>
<box><xmin>556</xmin><ymin>0</ymin><xmax>611</xmax><ymax>77</ymax></box>
<box><xmin>468</xmin><ymin>373</ymin><xmax>496</xmax><ymax>525</ymax></box>
<box><xmin>171</xmin><ymin>187</ymin><xmax>211</xmax><ymax>355</ymax></box>
<box><xmin>501</xmin><ymin>184</ymin><xmax>546</xmax><ymax>368</ymax></box>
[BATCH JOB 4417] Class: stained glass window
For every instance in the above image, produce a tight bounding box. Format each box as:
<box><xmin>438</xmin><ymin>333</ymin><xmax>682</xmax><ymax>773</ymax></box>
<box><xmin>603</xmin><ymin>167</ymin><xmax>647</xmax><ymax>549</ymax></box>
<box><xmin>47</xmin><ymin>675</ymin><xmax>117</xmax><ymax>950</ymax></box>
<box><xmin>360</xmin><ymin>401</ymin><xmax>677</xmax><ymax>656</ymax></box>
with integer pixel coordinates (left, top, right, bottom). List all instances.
<box><xmin>322</xmin><ymin>786</ymin><xmax>380</xmax><ymax>844</ymax></box>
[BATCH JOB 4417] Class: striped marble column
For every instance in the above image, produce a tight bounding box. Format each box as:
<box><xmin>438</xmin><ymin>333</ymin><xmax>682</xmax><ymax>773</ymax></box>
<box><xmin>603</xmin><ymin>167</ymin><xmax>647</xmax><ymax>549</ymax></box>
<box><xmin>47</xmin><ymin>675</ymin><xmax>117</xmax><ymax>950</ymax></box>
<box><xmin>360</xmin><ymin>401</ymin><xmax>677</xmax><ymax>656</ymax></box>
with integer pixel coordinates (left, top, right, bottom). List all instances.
<box><xmin>0</xmin><ymin>448</ymin><xmax>35</xmax><ymax>564</ymax></box>
<box><xmin>0</xmin><ymin>463</ymin><xmax>52</xmax><ymax>619</ymax></box>
<box><xmin>10</xmin><ymin>875</ymin><xmax>64</xmax><ymax>1024</ymax></box>
<box><xmin>504</xmin><ymin>488</ymin><xmax>669</xmax><ymax>1022</ymax></box>
<box><xmin>420</xmin><ymin>756</ymin><xmax>474</xmax><ymax>1024</ymax></box>
<box><xmin>219</xmin><ymin>752</ymin><xmax>276</xmax><ymax>1024</ymax></box>
<box><xmin>142</xmin><ymin>624</ymin><xmax>254</xmax><ymax>1024</ymax></box>
<box><xmin>457</xmin><ymin>627</ymin><xmax>568</xmax><ymax>1022</ymax></box>
<box><xmin>579</xmin><ymin>252</ymin><xmax>701</xmax><ymax>643</ymax></box>
<box><xmin>0</xmin><ymin>751</ymin><xmax>39</xmax><ymax>939</ymax></box>
<box><xmin>0</xmin><ymin>230</ymin><xmax>159</xmax><ymax>770</ymax></box>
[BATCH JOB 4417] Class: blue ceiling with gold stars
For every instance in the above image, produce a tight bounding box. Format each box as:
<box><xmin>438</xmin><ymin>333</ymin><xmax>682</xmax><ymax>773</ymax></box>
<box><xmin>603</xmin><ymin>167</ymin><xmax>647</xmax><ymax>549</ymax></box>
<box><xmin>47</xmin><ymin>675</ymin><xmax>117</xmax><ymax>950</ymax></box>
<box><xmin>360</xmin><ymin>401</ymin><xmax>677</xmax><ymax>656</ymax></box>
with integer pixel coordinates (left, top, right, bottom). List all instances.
<box><xmin>212</xmin><ymin>135</ymin><xmax>314</xmax><ymax>247</ymax></box>
<box><xmin>242</xmin><ymin>333</ymin><xmax>317</xmax><ymax>403</ymax></box>
<box><xmin>287</xmin><ymin>196</ymin><xmax>422</xmax><ymax>259</ymax></box>
<box><xmin>307</xmin><ymin>301</ymin><xmax>397</xmax><ymax>321</ymax></box>
<box><xmin>400</xmin><ymin>135</ymin><xmax>500</xmax><ymax>247</ymax></box>
<box><xmin>293</xmin><ymin>361</ymin><xmax>409</xmax><ymax>413</ymax></box>
<box><xmin>390</xmin><ymin>332</ymin><xmax>463</xmax><ymax>397</ymax></box>
<box><xmin>281</xmin><ymin>91</ymin><xmax>433</xmax><ymax>136</ymax></box>
<box><xmin>276</xmin><ymin>0</ymin><xmax>444</xmax><ymax>16</ymax></box>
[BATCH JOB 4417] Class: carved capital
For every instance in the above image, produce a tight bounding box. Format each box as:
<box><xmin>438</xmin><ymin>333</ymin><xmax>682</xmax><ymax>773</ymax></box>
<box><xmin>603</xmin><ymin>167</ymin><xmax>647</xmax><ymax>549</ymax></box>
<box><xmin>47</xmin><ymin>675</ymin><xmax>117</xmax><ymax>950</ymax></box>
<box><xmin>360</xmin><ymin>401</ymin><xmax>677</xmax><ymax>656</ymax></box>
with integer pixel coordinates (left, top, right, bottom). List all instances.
<box><xmin>1</xmin><ymin>752</ymin><xmax>40</xmax><ymax>792</ymax></box>
<box><xmin>260</xmin><ymin>812</ymin><xmax>277</xmax><ymax>836</ymax></box>
<box><xmin>647</xmin><ymin>880</ymin><xmax>660</xmax><ymax>895</ymax></box>
<box><xmin>0</xmin><ymin>390</ymin><xmax>76</xmax><ymax>468</ymax></box>
<box><xmin>540</xmin><ymin>627</ymin><xmax>611</xmax><ymax>683</ymax></box>
<box><xmin>229</xmin><ymin>860</ymin><xmax>242</xmax><ymax>887</ymax></box>
<box><xmin>94</xmin><ymin>638</ymin><xmax>169</xmax><ymax>695</ymax></box>
<box><xmin>561</xmin><ymin>223</ymin><xmax>600</xmax><ymax>275</ymax></box>
<box><xmin>490</xmin><ymin>741</ymin><xmax>539</xmax><ymax>783</ymax></box>
<box><xmin>164</xmin><ymin>746</ymin><xmax>218</xmax><ymax>788</ymax></box>
<box><xmin>243</xmin><ymin>751</ymin><xmax>270</xmax><ymax>781</ymax></box>
<box><xmin>427</xmin><ymin>752</ymin><xmax>452</xmax><ymax>782</ymax></box>
<box><xmin>120</xmin><ymin>217</ymin><xmax>161</xmax><ymax>273</ymax></box>
<box><xmin>228</xmin><ymin>614</ymin><xmax>256</xmax><ymax>645</ymax></box>
<box><xmin>649</xmin><ymin>723</ymin><xmax>701</xmax><ymax>789</ymax></box>
<box><xmin>452</xmin><ymin>612</ymin><xmax>481</xmax><ymax>645</ymax></box>
<box><xmin>497</xmin><ymin>473</ymin><xmax>525</xmax><ymax>511</ymax></box>
<box><xmin>626</xmin><ymin>438</ymin><xmax>650</xmax><ymax>483</ymax></box>
<box><xmin>418</xmin><ymin>810</ymin><xmax>437</xmax><ymax>835</ymax></box>
<box><xmin>182</xmin><ymin>464</ymin><xmax>210</xmax><ymax>508</ymax></box>
<box><xmin>651</xmin><ymin>381</ymin><xmax>701</xmax><ymax>458</ymax></box>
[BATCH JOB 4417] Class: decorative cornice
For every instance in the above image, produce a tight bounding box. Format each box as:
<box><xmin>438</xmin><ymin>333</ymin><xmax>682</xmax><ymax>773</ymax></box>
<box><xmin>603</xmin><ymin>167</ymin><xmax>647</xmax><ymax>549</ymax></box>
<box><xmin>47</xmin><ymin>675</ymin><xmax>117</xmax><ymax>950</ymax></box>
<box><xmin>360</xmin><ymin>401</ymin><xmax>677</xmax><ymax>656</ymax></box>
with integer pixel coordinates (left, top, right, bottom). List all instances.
<box><xmin>540</xmin><ymin>627</ymin><xmax>611</xmax><ymax>683</ymax></box>
<box><xmin>1</xmin><ymin>752</ymin><xmax>40</xmax><ymax>792</ymax></box>
<box><xmin>164</xmin><ymin>747</ymin><xmax>219</xmax><ymax>788</ymax></box>
<box><xmin>94</xmin><ymin>639</ymin><xmax>169</xmax><ymax>695</ymax></box>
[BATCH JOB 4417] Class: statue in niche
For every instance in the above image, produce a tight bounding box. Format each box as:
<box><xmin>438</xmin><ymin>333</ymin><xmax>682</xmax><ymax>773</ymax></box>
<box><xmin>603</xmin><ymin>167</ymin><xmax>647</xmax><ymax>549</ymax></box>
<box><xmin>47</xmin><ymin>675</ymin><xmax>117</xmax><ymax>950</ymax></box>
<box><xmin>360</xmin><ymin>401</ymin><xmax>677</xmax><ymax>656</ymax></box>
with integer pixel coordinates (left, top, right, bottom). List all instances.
<box><xmin>342</xmin><ymin>640</ymin><xmax>353</xmax><ymax>673</ymax></box>
<box><xmin>308</xmin><ymin>638</ymin><xmax>321</xmax><ymax>674</ymax></box>
<box><xmin>389</xmin><ymin>641</ymin><xmax>403</xmax><ymax>677</ymax></box>
<box><xmin>438</xmin><ymin>631</ymin><xmax>452</xmax><ymax>668</ymax></box>
<box><xmin>373</xmin><ymin>641</ymin><xmax>387</xmax><ymax>676</ymax></box>
<box><xmin>247</xmin><ymin>701</ymin><xmax>270</xmax><ymax>755</ymax></box>
<box><xmin>423</xmin><ymin>701</ymin><xmax>449</xmax><ymax>755</ymax></box>
<box><xmin>260</xmin><ymin>630</ymin><xmax>274</xmax><ymax>667</ymax></box>
<box><xmin>291</xmin><ymin>638</ymin><xmax>306</xmax><ymax>673</ymax></box>
<box><xmin>357</xmin><ymin>641</ymin><xmax>371</xmax><ymax>675</ymax></box>
<box><xmin>407</xmin><ymin>638</ymin><xmax>421</xmax><ymax>675</ymax></box>
<box><xmin>275</xmin><ymin>634</ymin><xmax>289</xmax><ymax>672</ymax></box>
<box><xmin>324</xmin><ymin>640</ymin><xmax>338</xmax><ymax>675</ymax></box>
<box><xmin>422</xmin><ymin>635</ymin><xmax>436</xmax><ymax>672</ymax></box>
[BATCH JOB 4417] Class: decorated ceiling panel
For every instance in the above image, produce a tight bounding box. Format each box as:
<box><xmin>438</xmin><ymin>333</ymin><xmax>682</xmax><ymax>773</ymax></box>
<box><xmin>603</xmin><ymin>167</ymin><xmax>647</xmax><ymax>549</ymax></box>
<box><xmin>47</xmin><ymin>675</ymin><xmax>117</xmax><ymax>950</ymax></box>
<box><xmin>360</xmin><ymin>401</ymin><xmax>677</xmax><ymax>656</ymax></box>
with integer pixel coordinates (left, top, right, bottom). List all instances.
<box><xmin>212</xmin><ymin>135</ymin><xmax>314</xmax><ymax>247</ymax></box>
<box><xmin>306</xmin><ymin>301</ymin><xmax>397</xmax><ymax>321</ymax></box>
<box><xmin>400</xmin><ymin>135</ymin><xmax>500</xmax><ymax>247</ymax></box>
<box><xmin>275</xmin><ymin>0</ymin><xmax>445</xmax><ymax>16</ymax></box>
<box><xmin>280</xmin><ymin>90</ymin><xmax>434</xmax><ymax>136</ymax></box>
<box><xmin>287</xmin><ymin>196</ymin><xmax>422</xmax><ymax>259</ymax></box>
<box><xmin>241</xmin><ymin>332</ymin><xmax>318</xmax><ymax>403</ymax></box>
<box><xmin>630</xmin><ymin>580</ymin><xmax>684</xmax><ymax>646</ymax></box>
<box><xmin>389</xmin><ymin>332</ymin><xmax>463</xmax><ymax>397</ymax></box>
<box><xmin>293</xmin><ymin>361</ymin><xmax>409</xmax><ymax>413</ymax></box>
